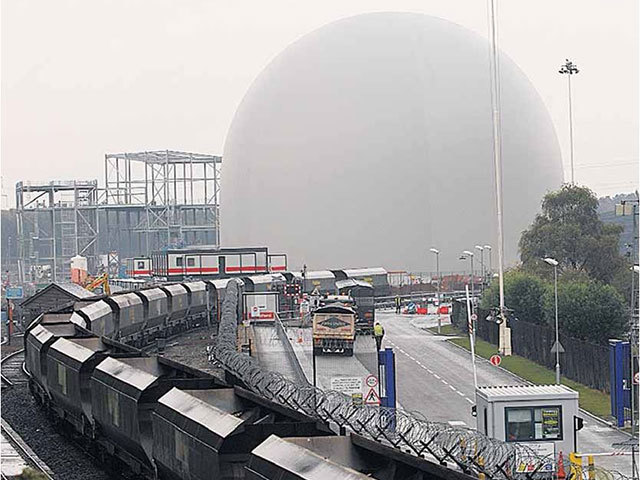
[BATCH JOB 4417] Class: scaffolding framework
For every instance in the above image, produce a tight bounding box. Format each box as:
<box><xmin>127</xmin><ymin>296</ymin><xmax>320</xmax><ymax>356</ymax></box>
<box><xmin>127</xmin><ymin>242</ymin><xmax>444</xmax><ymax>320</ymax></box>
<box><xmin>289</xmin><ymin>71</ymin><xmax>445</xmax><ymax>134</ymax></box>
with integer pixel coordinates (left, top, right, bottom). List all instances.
<box><xmin>16</xmin><ymin>150</ymin><xmax>221</xmax><ymax>283</ymax></box>
<box><xmin>103</xmin><ymin>150</ymin><xmax>222</xmax><ymax>256</ymax></box>
<box><xmin>16</xmin><ymin>180</ymin><xmax>100</xmax><ymax>282</ymax></box>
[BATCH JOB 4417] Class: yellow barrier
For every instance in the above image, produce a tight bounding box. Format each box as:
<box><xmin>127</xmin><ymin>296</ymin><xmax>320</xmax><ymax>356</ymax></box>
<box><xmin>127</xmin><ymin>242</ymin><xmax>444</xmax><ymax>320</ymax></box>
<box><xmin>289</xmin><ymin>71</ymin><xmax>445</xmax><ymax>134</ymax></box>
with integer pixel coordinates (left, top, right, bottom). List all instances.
<box><xmin>569</xmin><ymin>452</ymin><xmax>596</xmax><ymax>480</ymax></box>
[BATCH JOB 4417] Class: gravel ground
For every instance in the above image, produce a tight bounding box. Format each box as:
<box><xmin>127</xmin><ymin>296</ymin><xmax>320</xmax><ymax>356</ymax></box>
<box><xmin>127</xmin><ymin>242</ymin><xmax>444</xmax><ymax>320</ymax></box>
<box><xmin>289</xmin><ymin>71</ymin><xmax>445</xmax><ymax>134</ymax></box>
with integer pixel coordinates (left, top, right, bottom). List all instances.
<box><xmin>2</xmin><ymin>385</ymin><xmax>116</xmax><ymax>480</ymax></box>
<box><xmin>1</xmin><ymin>325</ymin><xmax>222</xmax><ymax>480</ymax></box>
<box><xmin>161</xmin><ymin>325</ymin><xmax>224</xmax><ymax>379</ymax></box>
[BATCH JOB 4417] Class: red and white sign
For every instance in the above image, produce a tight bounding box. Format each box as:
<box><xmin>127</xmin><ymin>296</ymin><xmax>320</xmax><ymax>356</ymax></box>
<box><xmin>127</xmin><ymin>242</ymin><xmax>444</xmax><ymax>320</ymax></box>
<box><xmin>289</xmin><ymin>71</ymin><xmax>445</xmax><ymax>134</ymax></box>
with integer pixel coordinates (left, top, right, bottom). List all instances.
<box><xmin>243</xmin><ymin>293</ymin><xmax>278</xmax><ymax>321</ymax></box>
<box><xmin>490</xmin><ymin>354</ymin><xmax>502</xmax><ymax>366</ymax></box>
<box><xmin>364</xmin><ymin>387</ymin><xmax>381</xmax><ymax>406</ymax></box>
<box><xmin>634</xmin><ymin>372</ymin><xmax>639</xmax><ymax>385</ymax></box>
<box><xmin>365</xmin><ymin>375</ymin><xmax>378</xmax><ymax>389</ymax></box>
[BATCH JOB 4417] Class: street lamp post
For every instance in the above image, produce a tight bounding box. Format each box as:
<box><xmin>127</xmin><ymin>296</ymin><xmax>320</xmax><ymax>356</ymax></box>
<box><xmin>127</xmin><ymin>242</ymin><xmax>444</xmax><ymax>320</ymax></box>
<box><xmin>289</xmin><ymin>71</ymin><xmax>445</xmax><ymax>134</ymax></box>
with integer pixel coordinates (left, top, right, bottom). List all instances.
<box><xmin>475</xmin><ymin>245</ymin><xmax>485</xmax><ymax>293</ymax></box>
<box><xmin>484</xmin><ymin>245</ymin><xmax>492</xmax><ymax>280</ymax></box>
<box><xmin>463</xmin><ymin>251</ymin><xmax>475</xmax><ymax>333</ymax></box>
<box><xmin>559</xmin><ymin>59</ymin><xmax>579</xmax><ymax>184</ymax></box>
<box><xmin>544</xmin><ymin>257</ymin><xmax>561</xmax><ymax>384</ymax></box>
<box><xmin>430</xmin><ymin>248</ymin><xmax>441</xmax><ymax>333</ymax></box>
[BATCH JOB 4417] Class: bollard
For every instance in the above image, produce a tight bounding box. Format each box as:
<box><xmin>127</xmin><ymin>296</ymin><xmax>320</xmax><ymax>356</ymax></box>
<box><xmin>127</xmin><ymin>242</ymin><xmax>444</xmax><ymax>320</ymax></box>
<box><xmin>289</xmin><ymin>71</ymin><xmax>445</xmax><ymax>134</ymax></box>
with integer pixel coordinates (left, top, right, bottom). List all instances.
<box><xmin>587</xmin><ymin>456</ymin><xmax>595</xmax><ymax>480</ymax></box>
<box><xmin>568</xmin><ymin>452</ymin><xmax>581</xmax><ymax>480</ymax></box>
<box><xmin>478</xmin><ymin>456</ymin><xmax>485</xmax><ymax>480</ymax></box>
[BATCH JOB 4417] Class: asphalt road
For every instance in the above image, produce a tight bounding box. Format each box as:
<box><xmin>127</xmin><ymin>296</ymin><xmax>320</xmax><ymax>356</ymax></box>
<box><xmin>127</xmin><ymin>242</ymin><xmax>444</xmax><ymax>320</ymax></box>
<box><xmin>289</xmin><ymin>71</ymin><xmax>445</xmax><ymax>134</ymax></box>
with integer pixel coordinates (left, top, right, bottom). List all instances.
<box><xmin>377</xmin><ymin>311</ymin><xmax>634</xmax><ymax>476</ymax></box>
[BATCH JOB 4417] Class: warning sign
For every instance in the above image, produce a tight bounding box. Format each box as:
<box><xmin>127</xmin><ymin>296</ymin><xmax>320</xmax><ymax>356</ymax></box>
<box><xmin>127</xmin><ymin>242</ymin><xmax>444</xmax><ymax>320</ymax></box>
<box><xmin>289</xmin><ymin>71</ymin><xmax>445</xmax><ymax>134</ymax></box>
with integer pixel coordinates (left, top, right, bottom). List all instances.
<box><xmin>330</xmin><ymin>377</ymin><xmax>362</xmax><ymax>395</ymax></box>
<box><xmin>364</xmin><ymin>387</ymin><xmax>381</xmax><ymax>406</ymax></box>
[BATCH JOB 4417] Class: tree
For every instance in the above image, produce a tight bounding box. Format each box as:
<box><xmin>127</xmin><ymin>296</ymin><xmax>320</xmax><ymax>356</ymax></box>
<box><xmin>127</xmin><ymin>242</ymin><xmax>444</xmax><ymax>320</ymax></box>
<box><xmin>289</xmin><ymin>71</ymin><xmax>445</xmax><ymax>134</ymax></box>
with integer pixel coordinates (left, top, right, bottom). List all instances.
<box><xmin>481</xmin><ymin>270</ymin><xmax>547</xmax><ymax>325</ymax></box>
<box><xmin>519</xmin><ymin>184</ymin><xmax>625</xmax><ymax>283</ymax></box>
<box><xmin>542</xmin><ymin>281</ymin><xmax>627</xmax><ymax>344</ymax></box>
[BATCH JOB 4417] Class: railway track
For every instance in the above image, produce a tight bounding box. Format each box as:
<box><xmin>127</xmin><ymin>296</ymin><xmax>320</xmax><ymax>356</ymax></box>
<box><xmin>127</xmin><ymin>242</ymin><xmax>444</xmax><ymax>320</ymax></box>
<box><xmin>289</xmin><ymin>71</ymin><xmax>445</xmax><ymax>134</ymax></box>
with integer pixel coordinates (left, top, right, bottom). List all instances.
<box><xmin>1</xmin><ymin>419</ymin><xmax>55</xmax><ymax>480</ymax></box>
<box><xmin>1</xmin><ymin>349</ymin><xmax>28</xmax><ymax>389</ymax></box>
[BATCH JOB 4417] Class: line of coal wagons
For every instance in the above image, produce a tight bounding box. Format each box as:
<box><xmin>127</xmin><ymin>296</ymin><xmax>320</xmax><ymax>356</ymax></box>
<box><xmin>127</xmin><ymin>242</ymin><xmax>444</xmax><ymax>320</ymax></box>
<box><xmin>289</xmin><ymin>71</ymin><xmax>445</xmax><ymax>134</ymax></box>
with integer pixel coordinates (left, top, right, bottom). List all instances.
<box><xmin>24</xmin><ymin>311</ymin><xmax>338</xmax><ymax>479</ymax></box>
<box><xmin>24</xmin><ymin>310</ymin><xmax>456</xmax><ymax>480</ymax></box>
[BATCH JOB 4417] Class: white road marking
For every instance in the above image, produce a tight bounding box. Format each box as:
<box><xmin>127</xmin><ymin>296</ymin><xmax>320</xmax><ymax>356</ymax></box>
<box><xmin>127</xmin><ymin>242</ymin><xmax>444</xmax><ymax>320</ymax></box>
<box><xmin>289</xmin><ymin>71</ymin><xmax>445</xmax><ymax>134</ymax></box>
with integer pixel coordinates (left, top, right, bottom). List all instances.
<box><xmin>392</xmin><ymin>341</ymin><xmax>477</xmax><ymax>406</ymax></box>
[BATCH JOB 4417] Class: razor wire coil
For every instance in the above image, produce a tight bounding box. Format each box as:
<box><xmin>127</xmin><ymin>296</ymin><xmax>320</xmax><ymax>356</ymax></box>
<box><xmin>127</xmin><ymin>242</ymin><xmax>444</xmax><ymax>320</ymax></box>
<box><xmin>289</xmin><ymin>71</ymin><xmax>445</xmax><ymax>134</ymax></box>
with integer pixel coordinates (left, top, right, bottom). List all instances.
<box><xmin>209</xmin><ymin>280</ymin><xmax>629</xmax><ymax>480</ymax></box>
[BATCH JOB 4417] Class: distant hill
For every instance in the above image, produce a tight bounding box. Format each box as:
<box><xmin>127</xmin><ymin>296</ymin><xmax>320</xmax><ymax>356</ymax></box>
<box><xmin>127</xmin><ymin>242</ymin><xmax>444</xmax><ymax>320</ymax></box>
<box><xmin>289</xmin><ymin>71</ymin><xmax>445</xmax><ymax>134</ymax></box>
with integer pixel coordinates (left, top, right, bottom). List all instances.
<box><xmin>598</xmin><ymin>192</ymin><xmax>637</xmax><ymax>256</ymax></box>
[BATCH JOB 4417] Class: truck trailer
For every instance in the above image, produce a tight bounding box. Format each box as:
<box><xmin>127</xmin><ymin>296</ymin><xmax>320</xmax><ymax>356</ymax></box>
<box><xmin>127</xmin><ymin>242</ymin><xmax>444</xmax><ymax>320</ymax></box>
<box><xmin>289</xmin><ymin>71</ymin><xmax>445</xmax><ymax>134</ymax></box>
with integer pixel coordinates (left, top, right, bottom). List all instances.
<box><xmin>312</xmin><ymin>303</ymin><xmax>356</xmax><ymax>356</ymax></box>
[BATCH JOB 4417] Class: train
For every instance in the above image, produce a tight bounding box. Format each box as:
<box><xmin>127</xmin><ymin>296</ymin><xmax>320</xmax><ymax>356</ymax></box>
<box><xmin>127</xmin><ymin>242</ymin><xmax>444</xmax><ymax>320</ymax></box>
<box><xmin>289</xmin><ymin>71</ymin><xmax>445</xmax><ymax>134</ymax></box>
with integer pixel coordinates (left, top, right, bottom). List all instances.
<box><xmin>65</xmin><ymin>278</ymin><xmax>239</xmax><ymax>348</ymax></box>
<box><xmin>24</xmin><ymin>307</ymin><xmax>331</xmax><ymax>479</ymax></box>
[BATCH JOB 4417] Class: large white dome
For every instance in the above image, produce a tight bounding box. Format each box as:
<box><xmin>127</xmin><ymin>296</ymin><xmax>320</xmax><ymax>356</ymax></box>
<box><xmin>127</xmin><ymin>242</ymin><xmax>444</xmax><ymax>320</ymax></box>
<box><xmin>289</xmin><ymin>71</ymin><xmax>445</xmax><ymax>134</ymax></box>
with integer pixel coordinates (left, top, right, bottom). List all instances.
<box><xmin>221</xmin><ymin>13</ymin><xmax>563</xmax><ymax>271</ymax></box>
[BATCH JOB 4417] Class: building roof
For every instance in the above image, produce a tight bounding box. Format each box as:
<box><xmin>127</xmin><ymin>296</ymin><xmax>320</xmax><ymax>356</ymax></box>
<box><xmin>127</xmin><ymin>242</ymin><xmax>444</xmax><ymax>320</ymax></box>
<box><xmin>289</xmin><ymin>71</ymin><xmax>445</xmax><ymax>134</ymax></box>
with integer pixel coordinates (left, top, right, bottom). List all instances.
<box><xmin>293</xmin><ymin>270</ymin><xmax>335</xmax><ymax>280</ymax></box>
<box><xmin>476</xmin><ymin>384</ymin><xmax>578</xmax><ymax>401</ymax></box>
<box><xmin>343</xmin><ymin>267</ymin><xmax>388</xmax><ymax>277</ymax></box>
<box><xmin>21</xmin><ymin>282</ymin><xmax>96</xmax><ymax>307</ymax></box>
<box><xmin>245</xmin><ymin>274</ymin><xmax>286</xmax><ymax>285</ymax></box>
<box><xmin>335</xmin><ymin>279</ymin><xmax>373</xmax><ymax>290</ymax></box>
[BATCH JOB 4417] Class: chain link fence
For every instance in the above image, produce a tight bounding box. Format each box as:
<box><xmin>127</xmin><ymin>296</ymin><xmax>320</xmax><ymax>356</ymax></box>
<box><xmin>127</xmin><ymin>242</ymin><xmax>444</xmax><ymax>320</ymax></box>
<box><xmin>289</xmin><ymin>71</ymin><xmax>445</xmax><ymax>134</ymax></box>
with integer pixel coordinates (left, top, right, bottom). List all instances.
<box><xmin>451</xmin><ymin>300</ymin><xmax>611</xmax><ymax>392</ymax></box>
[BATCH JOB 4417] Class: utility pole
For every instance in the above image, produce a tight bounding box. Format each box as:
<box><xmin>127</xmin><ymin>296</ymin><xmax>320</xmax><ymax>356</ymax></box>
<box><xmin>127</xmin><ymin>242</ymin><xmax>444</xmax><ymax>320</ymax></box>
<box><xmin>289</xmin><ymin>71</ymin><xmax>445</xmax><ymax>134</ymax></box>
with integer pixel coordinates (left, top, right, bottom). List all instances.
<box><xmin>487</xmin><ymin>0</ymin><xmax>511</xmax><ymax>355</ymax></box>
<box><xmin>559</xmin><ymin>59</ymin><xmax>579</xmax><ymax>184</ymax></box>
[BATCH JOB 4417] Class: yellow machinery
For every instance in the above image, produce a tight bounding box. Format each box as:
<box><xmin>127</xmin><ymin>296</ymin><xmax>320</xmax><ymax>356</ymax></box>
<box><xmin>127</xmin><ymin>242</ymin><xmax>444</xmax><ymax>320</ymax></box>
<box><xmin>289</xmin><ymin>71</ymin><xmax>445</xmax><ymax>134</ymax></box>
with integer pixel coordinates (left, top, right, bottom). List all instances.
<box><xmin>84</xmin><ymin>273</ymin><xmax>111</xmax><ymax>296</ymax></box>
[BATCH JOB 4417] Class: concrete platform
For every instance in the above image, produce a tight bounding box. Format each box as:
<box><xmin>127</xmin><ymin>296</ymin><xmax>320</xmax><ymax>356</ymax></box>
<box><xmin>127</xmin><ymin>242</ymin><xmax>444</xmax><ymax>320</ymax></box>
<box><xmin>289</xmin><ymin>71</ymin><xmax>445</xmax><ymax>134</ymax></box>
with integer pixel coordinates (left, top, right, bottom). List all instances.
<box><xmin>1</xmin><ymin>428</ymin><xmax>28</xmax><ymax>477</ymax></box>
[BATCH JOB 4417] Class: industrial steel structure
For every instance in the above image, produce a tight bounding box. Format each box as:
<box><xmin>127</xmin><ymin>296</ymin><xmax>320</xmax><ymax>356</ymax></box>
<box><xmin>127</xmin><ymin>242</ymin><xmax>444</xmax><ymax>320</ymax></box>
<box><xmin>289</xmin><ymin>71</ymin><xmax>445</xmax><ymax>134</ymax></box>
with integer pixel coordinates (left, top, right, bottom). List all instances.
<box><xmin>16</xmin><ymin>150</ymin><xmax>221</xmax><ymax>284</ymax></box>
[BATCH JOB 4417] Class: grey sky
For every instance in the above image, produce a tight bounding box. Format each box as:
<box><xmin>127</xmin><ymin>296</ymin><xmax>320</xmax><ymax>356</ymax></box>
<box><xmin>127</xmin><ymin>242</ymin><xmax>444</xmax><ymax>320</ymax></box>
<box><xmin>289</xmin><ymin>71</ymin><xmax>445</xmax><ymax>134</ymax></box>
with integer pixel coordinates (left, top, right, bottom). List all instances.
<box><xmin>1</xmin><ymin>0</ymin><xmax>638</xmax><ymax>208</ymax></box>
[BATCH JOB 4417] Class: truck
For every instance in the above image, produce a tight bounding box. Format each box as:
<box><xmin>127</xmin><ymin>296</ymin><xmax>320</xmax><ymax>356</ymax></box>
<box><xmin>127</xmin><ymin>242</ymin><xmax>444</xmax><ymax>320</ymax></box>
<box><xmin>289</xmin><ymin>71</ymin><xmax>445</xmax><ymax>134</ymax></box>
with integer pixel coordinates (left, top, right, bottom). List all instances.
<box><xmin>312</xmin><ymin>303</ymin><xmax>356</xmax><ymax>356</ymax></box>
<box><xmin>335</xmin><ymin>279</ymin><xmax>375</xmax><ymax>334</ymax></box>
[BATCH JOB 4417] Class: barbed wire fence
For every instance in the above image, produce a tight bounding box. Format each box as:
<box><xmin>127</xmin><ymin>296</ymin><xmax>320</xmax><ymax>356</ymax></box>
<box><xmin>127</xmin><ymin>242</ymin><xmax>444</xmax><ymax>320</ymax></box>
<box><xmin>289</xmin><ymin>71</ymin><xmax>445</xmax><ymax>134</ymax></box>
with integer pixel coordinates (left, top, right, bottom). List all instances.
<box><xmin>208</xmin><ymin>280</ymin><xmax>629</xmax><ymax>480</ymax></box>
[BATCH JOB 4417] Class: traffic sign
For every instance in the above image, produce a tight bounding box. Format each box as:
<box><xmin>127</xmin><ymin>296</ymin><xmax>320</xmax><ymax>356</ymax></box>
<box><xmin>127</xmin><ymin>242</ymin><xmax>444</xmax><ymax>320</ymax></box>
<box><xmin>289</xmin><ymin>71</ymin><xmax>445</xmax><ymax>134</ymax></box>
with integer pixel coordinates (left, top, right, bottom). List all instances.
<box><xmin>490</xmin><ymin>354</ymin><xmax>502</xmax><ymax>366</ymax></box>
<box><xmin>365</xmin><ymin>375</ymin><xmax>378</xmax><ymax>388</ymax></box>
<box><xmin>4</xmin><ymin>287</ymin><xmax>23</xmax><ymax>299</ymax></box>
<box><xmin>470</xmin><ymin>313</ymin><xmax>478</xmax><ymax>321</ymax></box>
<box><xmin>364</xmin><ymin>387</ymin><xmax>381</xmax><ymax>406</ymax></box>
<box><xmin>634</xmin><ymin>372</ymin><xmax>639</xmax><ymax>385</ymax></box>
<box><xmin>550</xmin><ymin>340</ymin><xmax>565</xmax><ymax>354</ymax></box>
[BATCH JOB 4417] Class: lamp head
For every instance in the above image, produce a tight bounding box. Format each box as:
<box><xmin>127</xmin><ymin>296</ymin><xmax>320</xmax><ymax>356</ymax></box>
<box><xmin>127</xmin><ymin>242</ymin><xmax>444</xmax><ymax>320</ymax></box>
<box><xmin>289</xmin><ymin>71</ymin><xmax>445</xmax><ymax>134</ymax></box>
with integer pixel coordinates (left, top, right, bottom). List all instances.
<box><xmin>543</xmin><ymin>257</ymin><xmax>559</xmax><ymax>267</ymax></box>
<box><xmin>429</xmin><ymin>248</ymin><xmax>439</xmax><ymax>254</ymax></box>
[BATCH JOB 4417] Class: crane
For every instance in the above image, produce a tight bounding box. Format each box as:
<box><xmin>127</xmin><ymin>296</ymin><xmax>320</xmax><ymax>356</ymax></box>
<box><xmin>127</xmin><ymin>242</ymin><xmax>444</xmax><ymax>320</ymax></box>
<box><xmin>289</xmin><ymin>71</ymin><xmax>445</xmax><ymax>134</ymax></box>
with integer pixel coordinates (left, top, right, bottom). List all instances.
<box><xmin>84</xmin><ymin>273</ymin><xmax>111</xmax><ymax>296</ymax></box>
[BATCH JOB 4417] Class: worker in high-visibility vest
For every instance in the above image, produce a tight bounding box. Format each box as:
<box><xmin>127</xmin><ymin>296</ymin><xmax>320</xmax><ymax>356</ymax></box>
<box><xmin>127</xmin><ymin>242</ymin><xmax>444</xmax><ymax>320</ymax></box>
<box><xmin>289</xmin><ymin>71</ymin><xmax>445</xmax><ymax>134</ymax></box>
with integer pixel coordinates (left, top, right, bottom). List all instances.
<box><xmin>394</xmin><ymin>296</ymin><xmax>401</xmax><ymax>314</ymax></box>
<box><xmin>373</xmin><ymin>322</ymin><xmax>385</xmax><ymax>350</ymax></box>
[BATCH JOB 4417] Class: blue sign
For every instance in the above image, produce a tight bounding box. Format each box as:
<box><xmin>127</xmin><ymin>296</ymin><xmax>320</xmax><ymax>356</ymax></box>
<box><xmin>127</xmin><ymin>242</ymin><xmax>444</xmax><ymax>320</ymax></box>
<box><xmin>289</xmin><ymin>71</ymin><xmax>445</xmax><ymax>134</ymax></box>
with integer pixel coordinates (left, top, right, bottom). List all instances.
<box><xmin>5</xmin><ymin>287</ymin><xmax>24</xmax><ymax>299</ymax></box>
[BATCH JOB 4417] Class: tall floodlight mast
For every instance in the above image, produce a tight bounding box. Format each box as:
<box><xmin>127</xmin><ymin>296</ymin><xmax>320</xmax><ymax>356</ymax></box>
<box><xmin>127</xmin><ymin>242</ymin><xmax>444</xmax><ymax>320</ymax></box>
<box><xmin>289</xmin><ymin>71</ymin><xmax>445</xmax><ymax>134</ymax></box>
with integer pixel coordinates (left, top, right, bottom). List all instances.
<box><xmin>558</xmin><ymin>59</ymin><xmax>579</xmax><ymax>184</ymax></box>
<box><xmin>487</xmin><ymin>0</ymin><xmax>511</xmax><ymax>355</ymax></box>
